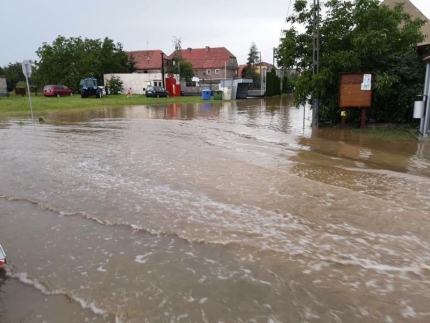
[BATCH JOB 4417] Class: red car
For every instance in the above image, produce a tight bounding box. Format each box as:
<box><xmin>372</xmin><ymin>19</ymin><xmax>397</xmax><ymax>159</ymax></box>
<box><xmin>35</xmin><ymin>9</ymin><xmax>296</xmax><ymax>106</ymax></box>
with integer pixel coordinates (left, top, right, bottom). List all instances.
<box><xmin>43</xmin><ymin>84</ymin><xmax>73</xmax><ymax>97</ymax></box>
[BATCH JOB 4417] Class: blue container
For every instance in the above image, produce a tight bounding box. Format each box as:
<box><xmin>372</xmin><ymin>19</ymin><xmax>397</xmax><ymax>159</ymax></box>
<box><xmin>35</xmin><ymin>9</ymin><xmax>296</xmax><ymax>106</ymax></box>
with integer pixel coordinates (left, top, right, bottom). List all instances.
<box><xmin>202</xmin><ymin>89</ymin><xmax>211</xmax><ymax>100</ymax></box>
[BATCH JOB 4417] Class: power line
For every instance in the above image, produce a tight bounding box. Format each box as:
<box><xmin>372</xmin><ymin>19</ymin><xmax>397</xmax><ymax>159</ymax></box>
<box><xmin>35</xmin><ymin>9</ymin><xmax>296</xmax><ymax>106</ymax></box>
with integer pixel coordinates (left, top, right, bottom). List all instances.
<box><xmin>283</xmin><ymin>0</ymin><xmax>294</xmax><ymax>32</ymax></box>
<box><xmin>235</xmin><ymin>47</ymin><xmax>274</xmax><ymax>59</ymax></box>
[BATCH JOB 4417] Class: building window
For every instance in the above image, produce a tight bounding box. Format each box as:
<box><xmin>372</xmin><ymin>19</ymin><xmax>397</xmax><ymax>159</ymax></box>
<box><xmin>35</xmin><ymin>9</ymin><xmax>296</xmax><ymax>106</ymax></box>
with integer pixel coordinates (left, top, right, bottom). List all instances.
<box><xmin>214</xmin><ymin>69</ymin><xmax>220</xmax><ymax>74</ymax></box>
<box><xmin>206</xmin><ymin>69</ymin><xmax>211</xmax><ymax>75</ymax></box>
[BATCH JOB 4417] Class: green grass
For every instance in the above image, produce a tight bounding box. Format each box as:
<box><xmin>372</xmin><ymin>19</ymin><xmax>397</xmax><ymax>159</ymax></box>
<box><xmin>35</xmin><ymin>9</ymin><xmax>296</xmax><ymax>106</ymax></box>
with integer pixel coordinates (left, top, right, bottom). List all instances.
<box><xmin>352</xmin><ymin>127</ymin><xmax>417</xmax><ymax>141</ymax></box>
<box><xmin>0</xmin><ymin>93</ymin><xmax>216</xmax><ymax>116</ymax></box>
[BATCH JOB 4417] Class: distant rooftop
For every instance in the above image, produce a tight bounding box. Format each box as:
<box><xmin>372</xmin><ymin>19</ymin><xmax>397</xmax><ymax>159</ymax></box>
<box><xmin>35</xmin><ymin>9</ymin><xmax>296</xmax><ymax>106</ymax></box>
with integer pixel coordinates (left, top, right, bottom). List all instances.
<box><xmin>127</xmin><ymin>50</ymin><xmax>168</xmax><ymax>70</ymax></box>
<box><xmin>168</xmin><ymin>47</ymin><xmax>236</xmax><ymax>69</ymax></box>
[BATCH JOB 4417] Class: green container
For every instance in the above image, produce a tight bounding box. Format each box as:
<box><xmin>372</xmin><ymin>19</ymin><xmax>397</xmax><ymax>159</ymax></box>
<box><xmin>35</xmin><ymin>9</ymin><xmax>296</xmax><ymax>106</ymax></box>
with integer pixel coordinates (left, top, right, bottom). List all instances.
<box><xmin>213</xmin><ymin>90</ymin><xmax>223</xmax><ymax>100</ymax></box>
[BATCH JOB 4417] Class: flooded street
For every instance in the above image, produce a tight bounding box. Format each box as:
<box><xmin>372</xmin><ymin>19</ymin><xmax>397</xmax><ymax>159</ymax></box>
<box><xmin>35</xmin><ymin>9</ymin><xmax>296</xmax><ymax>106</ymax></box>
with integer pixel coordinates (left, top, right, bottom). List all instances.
<box><xmin>1</xmin><ymin>96</ymin><xmax>430</xmax><ymax>322</ymax></box>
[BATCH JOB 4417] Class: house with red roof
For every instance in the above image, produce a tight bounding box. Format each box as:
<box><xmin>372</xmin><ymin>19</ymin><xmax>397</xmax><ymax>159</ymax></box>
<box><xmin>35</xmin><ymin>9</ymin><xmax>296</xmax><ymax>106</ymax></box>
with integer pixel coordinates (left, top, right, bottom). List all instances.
<box><xmin>238</xmin><ymin>62</ymin><xmax>274</xmax><ymax>78</ymax></box>
<box><xmin>104</xmin><ymin>50</ymin><xmax>175</xmax><ymax>94</ymax></box>
<box><xmin>169</xmin><ymin>46</ymin><xmax>238</xmax><ymax>82</ymax></box>
<box><xmin>127</xmin><ymin>50</ymin><xmax>172</xmax><ymax>73</ymax></box>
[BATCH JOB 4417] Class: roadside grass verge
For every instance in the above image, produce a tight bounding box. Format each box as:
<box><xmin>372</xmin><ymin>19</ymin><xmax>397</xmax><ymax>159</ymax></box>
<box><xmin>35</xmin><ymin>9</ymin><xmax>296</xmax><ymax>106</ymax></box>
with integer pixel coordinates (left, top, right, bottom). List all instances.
<box><xmin>0</xmin><ymin>93</ymin><xmax>213</xmax><ymax>116</ymax></box>
<box><xmin>352</xmin><ymin>126</ymin><xmax>418</xmax><ymax>141</ymax></box>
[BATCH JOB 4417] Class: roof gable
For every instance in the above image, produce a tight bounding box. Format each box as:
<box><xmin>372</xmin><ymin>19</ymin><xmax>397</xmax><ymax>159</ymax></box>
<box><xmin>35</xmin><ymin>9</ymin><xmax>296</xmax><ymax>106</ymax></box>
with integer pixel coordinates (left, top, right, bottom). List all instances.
<box><xmin>127</xmin><ymin>50</ymin><xmax>168</xmax><ymax>70</ymax></box>
<box><xmin>169</xmin><ymin>47</ymin><xmax>236</xmax><ymax>69</ymax></box>
<box><xmin>381</xmin><ymin>0</ymin><xmax>430</xmax><ymax>46</ymax></box>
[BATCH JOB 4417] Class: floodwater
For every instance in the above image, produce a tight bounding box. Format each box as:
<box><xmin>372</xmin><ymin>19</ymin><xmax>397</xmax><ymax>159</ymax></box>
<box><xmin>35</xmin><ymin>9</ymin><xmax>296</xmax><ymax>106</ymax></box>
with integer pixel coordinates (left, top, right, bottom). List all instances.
<box><xmin>1</xmin><ymin>97</ymin><xmax>430</xmax><ymax>323</ymax></box>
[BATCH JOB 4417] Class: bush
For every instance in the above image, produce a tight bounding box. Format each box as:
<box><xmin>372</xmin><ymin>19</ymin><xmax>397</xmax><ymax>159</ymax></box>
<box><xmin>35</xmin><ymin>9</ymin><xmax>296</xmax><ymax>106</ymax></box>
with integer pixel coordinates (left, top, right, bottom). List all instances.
<box><xmin>16</xmin><ymin>81</ymin><xmax>27</xmax><ymax>88</ymax></box>
<box><xmin>106</xmin><ymin>75</ymin><xmax>124</xmax><ymax>94</ymax></box>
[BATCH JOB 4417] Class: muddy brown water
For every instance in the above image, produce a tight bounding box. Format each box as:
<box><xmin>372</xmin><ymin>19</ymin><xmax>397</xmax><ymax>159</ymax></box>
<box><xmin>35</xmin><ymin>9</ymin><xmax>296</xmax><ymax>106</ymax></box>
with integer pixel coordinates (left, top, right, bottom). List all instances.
<box><xmin>1</xmin><ymin>97</ymin><xmax>430</xmax><ymax>322</ymax></box>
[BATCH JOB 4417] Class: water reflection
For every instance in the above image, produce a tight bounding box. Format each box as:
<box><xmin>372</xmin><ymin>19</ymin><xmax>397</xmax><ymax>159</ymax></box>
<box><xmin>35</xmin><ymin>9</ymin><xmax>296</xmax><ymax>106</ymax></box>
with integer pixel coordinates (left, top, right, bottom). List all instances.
<box><xmin>293</xmin><ymin>128</ymin><xmax>429</xmax><ymax>177</ymax></box>
<box><xmin>6</xmin><ymin>97</ymin><xmax>428</xmax><ymax>179</ymax></box>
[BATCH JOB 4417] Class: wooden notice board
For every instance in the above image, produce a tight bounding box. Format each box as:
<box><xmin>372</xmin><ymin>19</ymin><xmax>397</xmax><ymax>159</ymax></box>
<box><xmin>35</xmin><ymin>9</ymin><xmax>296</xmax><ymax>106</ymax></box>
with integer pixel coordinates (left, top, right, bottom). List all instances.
<box><xmin>339</xmin><ymin>73</ymin><xmax>372</xmax><ymax>108</ymax></box>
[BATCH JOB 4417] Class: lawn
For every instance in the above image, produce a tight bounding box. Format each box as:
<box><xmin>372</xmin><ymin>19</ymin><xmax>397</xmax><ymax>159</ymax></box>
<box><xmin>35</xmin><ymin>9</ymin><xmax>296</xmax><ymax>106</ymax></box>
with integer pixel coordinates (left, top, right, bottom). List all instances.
<box><xmin>352</xmin><ymin>126</ymin><xmax>418</xmax><ymax>141</ymax></box>
<box><xmin>0</xmin><ymin>93</ymin><xmax>213</xmax><ymax>116</ymax></box>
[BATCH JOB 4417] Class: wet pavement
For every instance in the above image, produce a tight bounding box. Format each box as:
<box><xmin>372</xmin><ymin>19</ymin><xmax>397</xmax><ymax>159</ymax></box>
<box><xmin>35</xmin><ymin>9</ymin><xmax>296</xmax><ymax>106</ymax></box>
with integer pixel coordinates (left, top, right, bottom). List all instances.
<box><xmin>1</xmin><ymin>97</ymin><xmax>430</xmax><ymax>322</ymax></box>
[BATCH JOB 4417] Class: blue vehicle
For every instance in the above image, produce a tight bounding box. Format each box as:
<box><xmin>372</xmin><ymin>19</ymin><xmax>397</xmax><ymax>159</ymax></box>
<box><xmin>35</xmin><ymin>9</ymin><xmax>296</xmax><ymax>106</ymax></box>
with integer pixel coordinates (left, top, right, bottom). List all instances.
<box><xmin>79</xmin><ymin>78</ymin><xmax>103</xmax><ymax>98</ymax></box>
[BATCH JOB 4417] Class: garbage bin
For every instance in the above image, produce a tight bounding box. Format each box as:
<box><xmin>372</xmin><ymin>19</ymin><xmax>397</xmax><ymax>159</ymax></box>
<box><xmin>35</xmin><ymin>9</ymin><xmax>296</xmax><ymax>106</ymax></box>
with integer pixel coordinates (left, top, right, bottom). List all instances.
<box><xmin>202</xmin><ymin>89</ymin><xmax>211</xmax><ymax>100</ymax></box>
<box><xmin>213</xmin><ymin>90</ymin><xmax>223</xmax><ymax>100</ymax></box>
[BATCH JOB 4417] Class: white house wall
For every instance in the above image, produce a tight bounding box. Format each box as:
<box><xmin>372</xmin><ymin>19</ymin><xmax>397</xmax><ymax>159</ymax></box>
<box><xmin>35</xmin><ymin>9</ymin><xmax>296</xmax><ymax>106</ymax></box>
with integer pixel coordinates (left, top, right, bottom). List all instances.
<box><xmin>104</xmin><ymin>73</ymin><xmax>178</xmax><ymax>95</ymax></box>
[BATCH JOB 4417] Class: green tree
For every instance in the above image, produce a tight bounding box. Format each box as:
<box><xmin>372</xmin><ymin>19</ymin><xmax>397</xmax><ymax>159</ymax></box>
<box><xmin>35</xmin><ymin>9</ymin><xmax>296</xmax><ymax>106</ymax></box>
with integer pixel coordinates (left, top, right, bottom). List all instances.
<box><xmin>276</xmin><ymin>0</ymin><xmax>426</xmax><ymax>123</ymax></box>
<box><xmin>167</xmin><ymin>60</ymin><xmax>194</xmax><ymax>82</ymax></box>
<box><xmin>2</xmin><ymin>62</ymin><xmax>26</xmax><ymax>91</ymax></box>
<box><xmin>247</xmin><ymin>42</ymin><xmax>260</xmax><ymax>67</ymax></box>
<box><xmin>106</xmin><ymin>75</ymin><xmax>124</xmax><ymax>94</ymax></box>
<box><xmin>242</xmin><ymin>42</ymin><xmax>261</xmax><ymax>88</ymax></box>
<box><xmin>167</xmin><ymin>37</ymin><xmax>194</xmax><ymax>82</ymax></box>
<box><xmin>127</xmin><ymin>53</ymin><xmax>137</xmax><ymax>73</ymax></box>
<box><xmin>35</xmin><ymin>36</ymin><xmax>135</xmax><ymax>91</ymax></box>
<box><xmin>266</xmin><ymin>69</ymin><xmax>281</xmax><ymax>97</ymax></box>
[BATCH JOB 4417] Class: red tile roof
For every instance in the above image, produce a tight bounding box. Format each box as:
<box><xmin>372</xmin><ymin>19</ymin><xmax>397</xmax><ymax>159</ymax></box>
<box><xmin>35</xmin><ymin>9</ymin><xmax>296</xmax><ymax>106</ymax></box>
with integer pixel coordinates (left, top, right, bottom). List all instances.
<box><xmin>169</xmin><ymin>47</ymin><xmax>236</xmax><ymax>69</ymax></box>
<box><xmin>127</xmin><ymin>50</ymin><xmax>168</xmax><ymax>70</ymax></box>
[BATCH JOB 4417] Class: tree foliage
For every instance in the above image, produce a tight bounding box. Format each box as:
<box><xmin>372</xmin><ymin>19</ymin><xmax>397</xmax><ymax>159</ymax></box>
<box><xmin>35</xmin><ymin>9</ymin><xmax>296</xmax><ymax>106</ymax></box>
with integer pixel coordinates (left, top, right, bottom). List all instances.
<box><xmin>1</xmin><ymin>62</ymin><xmax>26</xmax><ymax>91</ymax></box>
<box><xmin>266</xmin><ymin>69</ymin><xmax>281</xmax><ymax>97</ymax></box>
<box><xmin>242</xmin><ymin>42</ymin><xmax>261</xmax><ymax>88</ymax></box>
<box><xmin>167</xmin><ymin>37</ymin><xmax>194</xmax><ymax>82</ymax></box>
<box><xmin>35</xmin><ymin>36</ymin><xmax>136</xmax><ymax>91</ymax></box>
<box><xmin>106</xmin><ymin>75</ymin><xmax>124</xmax><ymax>94</ymax></box>
<box><xmin>276</xmin><ymin>0</ymin><xmax>426</xmax><ymax>123</ymax></box>
<box><xmin>167</xmin><ymin>60</ymin><xmax>194</xmax><ymax>82</ymax></box>
<box><xmin>247</xmin><ymin>42</ymin><xmax>260</xmax><ymax>66</ymax></box>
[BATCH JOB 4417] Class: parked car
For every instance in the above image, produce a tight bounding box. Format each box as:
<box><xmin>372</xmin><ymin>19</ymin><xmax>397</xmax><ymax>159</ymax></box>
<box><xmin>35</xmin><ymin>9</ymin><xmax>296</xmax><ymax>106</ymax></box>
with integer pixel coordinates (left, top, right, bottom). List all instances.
<box><xmin>43</xmin><ymin>85</ymin><xmax>73</xmax><ymax>97</ymax></box>
<box><xmin>145</xmin><ymin>86</ymin><xmax>169</xmax><ymax>98</ymax></box>
<box><xmin>0</xmin><ymin>244</ymin><xmax>6</xmax><ymax>266</ymax></box>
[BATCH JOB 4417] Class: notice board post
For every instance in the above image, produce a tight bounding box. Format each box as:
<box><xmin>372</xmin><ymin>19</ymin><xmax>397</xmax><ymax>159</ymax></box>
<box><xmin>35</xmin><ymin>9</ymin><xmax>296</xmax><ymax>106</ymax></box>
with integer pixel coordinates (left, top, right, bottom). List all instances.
<box><xmin>339</xmin><ymin>73</ymin><xmax>373</xmax><ymax>128</ymax></box>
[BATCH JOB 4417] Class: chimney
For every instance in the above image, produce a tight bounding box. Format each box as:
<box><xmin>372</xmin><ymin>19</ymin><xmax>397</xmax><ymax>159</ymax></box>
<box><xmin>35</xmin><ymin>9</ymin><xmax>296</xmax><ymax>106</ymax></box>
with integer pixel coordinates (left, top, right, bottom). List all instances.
<box><xmin>205</xmin><ymin>46</ymin><xmax>210</xmax><ymax>51</ymax></box>
<box><xmin>187</xmin><ymin>48</ymin><xmax>192</xmax><ymax>52</ymax></box>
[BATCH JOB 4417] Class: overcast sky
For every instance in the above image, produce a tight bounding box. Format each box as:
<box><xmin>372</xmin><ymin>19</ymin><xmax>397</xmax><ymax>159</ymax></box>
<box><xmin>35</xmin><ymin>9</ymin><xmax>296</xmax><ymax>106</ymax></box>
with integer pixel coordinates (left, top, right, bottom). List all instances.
<box><xmin>1</xmin><ymin>0</ymin><xmax>429</xmax><ymax>68</ymax></box>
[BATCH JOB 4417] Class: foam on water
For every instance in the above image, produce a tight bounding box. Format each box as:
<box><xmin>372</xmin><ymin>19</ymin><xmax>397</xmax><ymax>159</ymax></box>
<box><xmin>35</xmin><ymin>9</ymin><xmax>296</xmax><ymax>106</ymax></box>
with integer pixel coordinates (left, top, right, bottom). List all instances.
<box><xmin>7</xmin><ymin>269</ymin><xmax>110</xmax><ymax>318</ymax></box>
<box><xmin>2</xmin><ymin>103</ymin><xmax>430</xmax><ymax>321</ymax></box>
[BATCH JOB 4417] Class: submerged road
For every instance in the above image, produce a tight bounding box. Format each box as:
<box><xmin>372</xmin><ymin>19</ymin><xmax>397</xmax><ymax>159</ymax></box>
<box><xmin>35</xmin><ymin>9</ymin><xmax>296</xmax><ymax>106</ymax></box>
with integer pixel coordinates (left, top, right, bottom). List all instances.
<box><xmin>1</xmin><ymin>98</ymin><xmax>430</xmax><ymax>322</ymax></box>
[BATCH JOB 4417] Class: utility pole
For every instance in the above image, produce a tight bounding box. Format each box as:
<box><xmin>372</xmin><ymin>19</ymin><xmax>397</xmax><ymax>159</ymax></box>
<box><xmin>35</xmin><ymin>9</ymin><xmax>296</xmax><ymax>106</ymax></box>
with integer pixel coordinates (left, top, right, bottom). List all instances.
<box><xmin>312</xmin><ymin>0</ymin><xmax>320</xmax><ymax>127</ymax></box>
<box><xmin>173</xmin><ymin>37</ymin><xmax>182</xmax><ymax>86</ymax></box>
<box><xmin>260</xmin><ymin>52</ymin><xmax>263</xmax><ymax>97</ymax></box>
<box><xmin>161</xmin><ymin>52</ymin><xmax>165</xmax><ymax>89</ymax></box>
<box><xmin>273</xmin><ymin>48</ymin><xmax>275</xmax><ymax>68</ymax></box>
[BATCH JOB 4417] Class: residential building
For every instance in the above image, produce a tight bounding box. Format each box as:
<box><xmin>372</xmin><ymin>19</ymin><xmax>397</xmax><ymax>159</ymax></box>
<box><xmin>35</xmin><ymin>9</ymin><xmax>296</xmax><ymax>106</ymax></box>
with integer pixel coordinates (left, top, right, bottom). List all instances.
<box><xmin>238</xmin><ymin>62</ymin><xmax>274</xmax><ymax>78</ymax></box>
<box><xmin>169</xmin><ymin>46</ymin><xmax>238</xmax><ymax>82</ymax></box>
<box><xmin>127</xmin><ymin>50</ymin><xmax>172</xmax><ymax>74</ymax></box>
<box><xmin>121</xmin><ymin>50</ymin><xmax>176</xmax><ymax>92</ymax></box>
